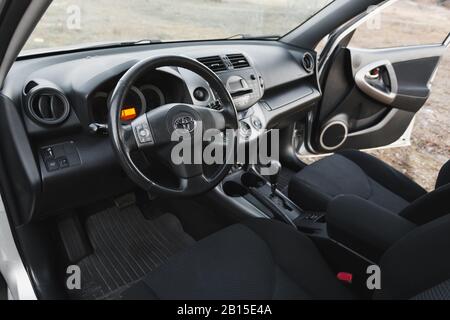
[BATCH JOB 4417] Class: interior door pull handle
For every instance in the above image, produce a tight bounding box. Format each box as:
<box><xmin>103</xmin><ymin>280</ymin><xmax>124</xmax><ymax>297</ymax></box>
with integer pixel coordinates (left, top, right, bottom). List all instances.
<box><xmin>355</xmin><ymin>60</ymin><xmax>398</xmax><ymax>105</ymax></box>
<box><xmin>366</xmin><ymin>67</ymin><xmax>381</xmax><ymax>80</ymax></box>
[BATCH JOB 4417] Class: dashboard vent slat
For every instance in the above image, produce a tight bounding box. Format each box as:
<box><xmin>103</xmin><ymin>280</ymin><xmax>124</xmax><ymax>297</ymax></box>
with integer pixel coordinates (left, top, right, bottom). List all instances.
<box><xmin>197</xmin><ymin>56</ymin><xmax>227</xmax><ymax>72</ymax></box>
<box><xmin>227</xmin><ymin>54</ymin><xmax>250</xmax><ymax>69</ymax></box>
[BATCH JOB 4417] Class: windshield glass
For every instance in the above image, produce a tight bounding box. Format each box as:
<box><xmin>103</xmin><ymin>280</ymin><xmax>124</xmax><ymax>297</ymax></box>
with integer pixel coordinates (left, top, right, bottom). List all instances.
<box><xmin>22</xmin><ymin>0</ymin><xmax>334</xmax><ymax>54</ymax></box>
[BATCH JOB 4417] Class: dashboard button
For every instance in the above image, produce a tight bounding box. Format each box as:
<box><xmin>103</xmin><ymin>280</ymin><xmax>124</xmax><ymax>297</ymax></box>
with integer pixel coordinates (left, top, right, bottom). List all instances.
<box><xmin>46</xmin><ymin>160</ymin><xmax>59</xmax><ymax>172</ymax></box>
<box><xmin>193</xmin><ymin>87</ymin><xmax>209</xmax><ymax>101</ymax></box>
<box><xmin>58</xmin><ymin>157</ymin><xmax>70</xmax><ymax>169</ymax></box>
<box><xmin>252</xmin><ymin>117</ymin><xmax>262</xmax><ymax>130</ymax></box>
<box><xmin>134</xmin><ymin>123</ymin><xmax>154</xmax><ymax>145</ymax></box>
<box><xmin>239</xmin><ymin>121</ymin><xmax>252</xmax><ymax>140</ymax></box>
<box><xmin>42</xmin><ymin>147</ymin><xmax>54</xmax><ymax>160</ymax></box>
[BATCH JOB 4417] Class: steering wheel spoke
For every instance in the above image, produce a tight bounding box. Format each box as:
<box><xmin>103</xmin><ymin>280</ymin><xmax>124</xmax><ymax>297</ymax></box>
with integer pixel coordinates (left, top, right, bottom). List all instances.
<box><xmin>121</xmin><ymin>124</ymin><xmax>139</xmax><ymax>153</ymax></box>
<box><xmin>129</xmin><ymin>113</ymin><xmax>156</xmax><ymax>150</ymax></box>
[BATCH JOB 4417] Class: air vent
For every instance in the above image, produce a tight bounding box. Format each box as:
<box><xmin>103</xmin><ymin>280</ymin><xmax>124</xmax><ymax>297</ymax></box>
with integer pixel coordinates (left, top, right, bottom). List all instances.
<box><xmin>302</xmin><ymin>52</ymin><xmax>315</xmax><ymax>73</ymax></box>
<box><xmin>197</xmin><ymin>56</ymin><xmax>227</xmax><ymax>72</ymax></box>
<box><xmin>227</xmin><ymin>54</ymin><xmax>250</xmax><ymax>69</ymax></box>
<box><xmin>27</xmin><ymin>88</ymin><xmax>70</xmax><ymax>125</ymax></box>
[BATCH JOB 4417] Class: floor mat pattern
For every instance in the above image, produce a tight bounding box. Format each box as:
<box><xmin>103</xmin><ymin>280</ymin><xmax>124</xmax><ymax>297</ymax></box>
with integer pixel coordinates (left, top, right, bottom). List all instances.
<box><xmin>72</xmin><ymin>206</ymin><xmax>195</xmax><ymax>300</ymax></box>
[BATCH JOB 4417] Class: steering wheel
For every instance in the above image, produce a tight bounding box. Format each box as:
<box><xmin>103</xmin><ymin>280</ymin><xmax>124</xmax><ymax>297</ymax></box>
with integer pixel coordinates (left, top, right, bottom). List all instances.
<box><xmin>109</xmin><ymin>55</ymin><xmax>239</xmax><ymax>197</ymax></box>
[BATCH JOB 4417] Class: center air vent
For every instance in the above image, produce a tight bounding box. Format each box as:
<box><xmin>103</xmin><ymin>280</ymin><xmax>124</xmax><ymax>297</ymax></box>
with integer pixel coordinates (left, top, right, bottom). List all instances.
<box><xmin>302</xmin><ymin>52</ymin><xmax>315</xmax><ymax>73</ymax></box>
<box><xmin>197</xmin><ymin>56</ymin><xmax>227</xmax><ymax>72</ymax></box>
<box><xmin>27</xmin><ymin>87</ymin><xmax>70</xmax><ymax>126</ymax></box>
<box><xmin>226</xmin><ymin>54</ymin><xmax>250</xmax><ymax>69</ymax></box>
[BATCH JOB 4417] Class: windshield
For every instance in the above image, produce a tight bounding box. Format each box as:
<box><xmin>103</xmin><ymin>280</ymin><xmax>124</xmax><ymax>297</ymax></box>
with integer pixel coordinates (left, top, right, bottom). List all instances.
<box><xmin>22</xmin><ymin>0</ymin><xmax>334</xmax><ymax>54</ymax></box>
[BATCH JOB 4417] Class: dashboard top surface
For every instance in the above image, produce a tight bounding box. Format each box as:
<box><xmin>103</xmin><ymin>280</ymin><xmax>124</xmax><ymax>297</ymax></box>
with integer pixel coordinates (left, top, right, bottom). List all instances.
<box><xmin>3</xmin><ymin>40</ymin><xmax>312</xmax><ymax>100</ymax></box>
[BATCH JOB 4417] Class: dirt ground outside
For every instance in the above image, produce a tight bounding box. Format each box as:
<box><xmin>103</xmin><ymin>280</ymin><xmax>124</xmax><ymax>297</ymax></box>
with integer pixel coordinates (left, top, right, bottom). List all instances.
<box><xmin>24</xmin><ymin>0</ymin><xmax>450</xmax><ymax>191</ymax></box>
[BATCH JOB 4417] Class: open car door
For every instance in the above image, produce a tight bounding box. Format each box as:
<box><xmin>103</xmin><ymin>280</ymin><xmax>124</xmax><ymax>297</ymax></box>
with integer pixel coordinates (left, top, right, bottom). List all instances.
<box><xmin>304</xmin><ymin>1</ymin><xmax>449</xmax><ymax>154</ymax></box>
<box><xmin>0</xmin><ymin>0</ymin><xmax>51</xmax><ymax>300</ymax></box>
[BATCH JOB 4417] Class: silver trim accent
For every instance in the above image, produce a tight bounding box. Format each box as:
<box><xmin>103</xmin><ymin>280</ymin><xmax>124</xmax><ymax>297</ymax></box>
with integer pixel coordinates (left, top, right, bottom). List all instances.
<box><xmin>444</xmin><ymin>33</ymin><xmax>450</xmax><ymax>48</ymax></box>
<box><xmin>319</xmin><ymin>121</ymin><xmax>348</xmax><ymax>151</ymax></box>
<box><xmin>354</xmin><ymin>60</ymin><xmax>398</xmax><ymax>105</ymax></box>
<box><xmin>131</xmin><ymin>114</ymin><xmax>155</xmax><ymax>146</ymax></box>
<box><xmin>0</xmin><ymin>197</ymin><xmax>37</xmax><ymax>300</ymax></box>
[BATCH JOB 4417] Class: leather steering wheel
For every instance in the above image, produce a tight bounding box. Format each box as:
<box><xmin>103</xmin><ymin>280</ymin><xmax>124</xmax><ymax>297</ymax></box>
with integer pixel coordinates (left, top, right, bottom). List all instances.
<box><xmin>109</xmin><ymin>55</ymin><xmax>239</xmax><ymax>197</ymax></box>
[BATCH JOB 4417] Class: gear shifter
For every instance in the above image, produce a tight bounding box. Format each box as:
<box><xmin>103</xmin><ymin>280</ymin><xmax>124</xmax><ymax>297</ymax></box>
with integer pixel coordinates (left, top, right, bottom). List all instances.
<box><xmin>266</xmin><ymin>160</ymin><xmax>282</xmax><ymax>197</ymax></box>
<box><xmin>250</xmin><ymin>160</ymin><xmax>297</xmax><ymax>227</ymax></box>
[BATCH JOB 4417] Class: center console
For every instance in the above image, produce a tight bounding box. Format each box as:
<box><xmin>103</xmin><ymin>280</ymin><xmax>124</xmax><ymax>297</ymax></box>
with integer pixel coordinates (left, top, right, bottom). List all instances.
<box><xmin>219</xmin><ymin>162</ymin><xmax>327</xmax><ymax>236</ymax></box>
<box><xmin>212</xmin><ymin>162</ymin><xmax>378</xmax><ymax>297</ymax></box>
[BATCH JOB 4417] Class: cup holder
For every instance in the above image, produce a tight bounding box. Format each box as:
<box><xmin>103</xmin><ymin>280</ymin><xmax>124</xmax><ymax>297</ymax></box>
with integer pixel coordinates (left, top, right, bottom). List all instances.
<box><xmin>222</xmin><ymin>171</ymin><xmax>267</xmax><ymax>198</ymax></box>
<box><xmin>223</xmin><ymin>181</ymin><xmax>248</xmax><ymax>198</ymax></box>
<box><xmin>241</xmin><ymin>172</ymin><xmax>266</xmax><ymax>188</ymax></box>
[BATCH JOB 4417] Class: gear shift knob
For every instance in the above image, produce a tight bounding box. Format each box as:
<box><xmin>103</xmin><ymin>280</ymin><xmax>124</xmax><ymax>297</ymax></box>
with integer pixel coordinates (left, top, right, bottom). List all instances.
<box><xmin>267</xmin><ymin>160</ymin><xmax>282</xmax><ymax>196</ymax></box>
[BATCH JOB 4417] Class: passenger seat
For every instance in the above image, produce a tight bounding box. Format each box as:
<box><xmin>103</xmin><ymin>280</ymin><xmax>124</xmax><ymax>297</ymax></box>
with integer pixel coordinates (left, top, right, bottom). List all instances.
<box><xmin>288</xmin><ymin>150</ymin><xmax>450</xmax><ymax>224</ymax></box>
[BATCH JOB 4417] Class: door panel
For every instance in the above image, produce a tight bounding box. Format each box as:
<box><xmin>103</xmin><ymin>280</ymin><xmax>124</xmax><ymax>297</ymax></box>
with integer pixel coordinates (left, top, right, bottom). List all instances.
<box><xmin>309</xmin><ymin>43</ymin><xmax>446</xmax><ymax>153</ymax></box>
<box><xmin>351</xmin><ymin>45</ymin><xmax>445</xmax><ymax>111</ymax></box>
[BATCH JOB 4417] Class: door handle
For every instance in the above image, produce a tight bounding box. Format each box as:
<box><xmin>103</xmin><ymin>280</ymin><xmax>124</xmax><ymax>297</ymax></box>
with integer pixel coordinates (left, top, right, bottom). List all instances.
<box><xmin>365</xmin><ymin>67</ymin><xmax>381</xmax><ymax>80</ymax></box>
<box><xmin>355</xmin><ymin>60</ymin><xmax>398</xmax><ymax>105</ymax></box>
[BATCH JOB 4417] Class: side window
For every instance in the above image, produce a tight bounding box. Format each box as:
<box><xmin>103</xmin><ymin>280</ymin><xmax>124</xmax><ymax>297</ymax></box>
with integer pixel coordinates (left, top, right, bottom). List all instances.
<box><xmin>349</xmin><ymin>0</ymin><xmax>450</xmax><ymax>48</ymax></box>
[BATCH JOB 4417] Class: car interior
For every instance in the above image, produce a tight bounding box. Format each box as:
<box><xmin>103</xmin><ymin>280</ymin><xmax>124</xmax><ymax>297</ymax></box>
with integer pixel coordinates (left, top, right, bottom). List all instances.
<box><xmin>0</xmin><ymin>0</ymin><xmax>449</xmax><ymax>300</ymax></box>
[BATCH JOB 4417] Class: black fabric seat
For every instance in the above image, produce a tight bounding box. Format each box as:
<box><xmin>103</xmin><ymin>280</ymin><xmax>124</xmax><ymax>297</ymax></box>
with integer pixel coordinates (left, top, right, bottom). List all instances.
<box><xmin>122</xmin><ymin>217</ymin><xmax>450</xmax><ymax>300</ymax></box>
<box><xmin>288</xmin><ymin>150</ymin><xmax>450</xmax><ymax>222</ymax></box>
<box><xmin>122</xmin><ymin>219</ymin><xmax>353</xmax><ymax>300</ymax></box>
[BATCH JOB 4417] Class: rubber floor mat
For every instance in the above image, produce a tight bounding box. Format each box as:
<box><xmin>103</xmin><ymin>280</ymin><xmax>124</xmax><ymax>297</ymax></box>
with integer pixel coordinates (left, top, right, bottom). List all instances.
<box><xmin>71</xmin><ymin>206</ymin><xmax>195</xmax><ymax>300</ymax></box>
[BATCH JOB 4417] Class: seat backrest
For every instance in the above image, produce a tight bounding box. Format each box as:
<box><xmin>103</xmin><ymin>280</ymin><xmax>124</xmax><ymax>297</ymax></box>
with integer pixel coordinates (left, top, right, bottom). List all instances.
<box><xmin>374</xmin><ymin>214</ymin><xmax>450</xmax><ymax>300</ymax></box>
<box><xmin>436</xmin><ymin>160</ymin><xmax>450</xmax><ymax>189</ymax></box>
<box><xmin>399</xmin><ymin>184</ymin><xmax>450</xmax><ymax>225</ymax></box>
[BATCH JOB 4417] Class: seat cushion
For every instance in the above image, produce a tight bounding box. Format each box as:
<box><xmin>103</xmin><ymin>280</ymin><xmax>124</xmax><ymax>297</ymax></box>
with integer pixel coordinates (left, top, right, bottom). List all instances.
<box><xmin>121</xmin><ymin>219</ymin><xmax>353</xmax><ymax>300</ymax></box>
<box><xmin>288</xmin><ymin>150</ymin><xmax>425</xmax><ymax>212</ymax></box>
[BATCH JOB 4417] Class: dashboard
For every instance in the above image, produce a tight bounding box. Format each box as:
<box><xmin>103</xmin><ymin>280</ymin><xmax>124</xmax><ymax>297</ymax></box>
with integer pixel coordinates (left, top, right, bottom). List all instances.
<box><xmin>0</xmin><ymin>40</ymin><xmax>321</xmax><ymax>223</ymax></box>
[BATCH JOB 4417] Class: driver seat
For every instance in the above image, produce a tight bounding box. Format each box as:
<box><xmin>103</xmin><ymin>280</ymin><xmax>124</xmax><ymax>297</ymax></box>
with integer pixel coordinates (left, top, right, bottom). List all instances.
<box><xmin>121</xmin><ymin>217</ymin><xmax>450</xmax><ymax>300</ymax></box>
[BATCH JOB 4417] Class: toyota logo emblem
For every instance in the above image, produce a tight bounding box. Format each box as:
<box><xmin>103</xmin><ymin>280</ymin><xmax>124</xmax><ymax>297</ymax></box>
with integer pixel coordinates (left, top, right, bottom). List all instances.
<box><xmin>173</xmin><ymin>116</ymin><xmax>197</xmax><ymax>133</ymax></box>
